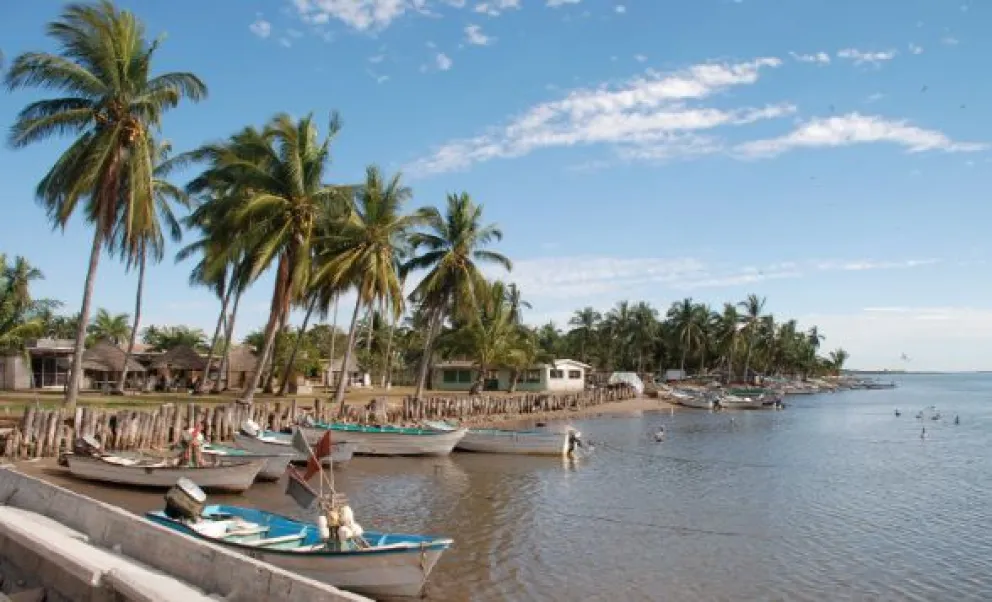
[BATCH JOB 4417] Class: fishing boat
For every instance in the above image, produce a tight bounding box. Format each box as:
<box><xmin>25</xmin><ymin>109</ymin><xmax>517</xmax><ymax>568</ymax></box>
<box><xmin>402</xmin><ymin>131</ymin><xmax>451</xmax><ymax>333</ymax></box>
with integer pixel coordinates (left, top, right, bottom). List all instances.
<box><xmin>233</xmin><ymin>428</ymin><xmax>356</xmax><ymax>467</ymax></box>
<box><xmin>455</xmin><ymin>426</ymin><xmax>583</xmax><ymax>456</ymax></box>
<box><xmin>671</xmin><ymin>388</ymin><xmax>715</xmax><ymax>410</ymax></box>
<box><xmin>64</xmin><ymin>454</ymin><xmax>263</xmax><ymax>493</ymax></box>
<box><xmin>148</xmin><ymin>467</ymin><xmax>452</xmax><ymax>599</ymax></box>
<box><xmin>299</xmin><ymin>423</ymin><xmax>467</xmax><ymax>456</ymax></box>
<box><xmin>201</xmin><ymin>443</ymin><xmax>294</xmax><ymax>482</ymax></box>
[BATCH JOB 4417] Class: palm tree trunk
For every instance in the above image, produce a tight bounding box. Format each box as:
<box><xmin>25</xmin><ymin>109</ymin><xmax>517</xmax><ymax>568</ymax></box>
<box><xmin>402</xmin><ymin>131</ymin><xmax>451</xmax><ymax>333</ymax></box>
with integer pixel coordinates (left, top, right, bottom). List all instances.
<box><xmin>199</xmin><ymin>276</ymin><xmax>233</xmax><ymax>394</ymax></box>
<box><xmin>118</xmin><ymin>249</ymin><xmax>146</xmax><ymax>395</ymax></box>
<box><xmin>214</xmin><ymin>288</ymin><xmax>241</xmax><ymax>393</ymax></box>
<box><xmin>680</xmin><ymin>341</ymin><xmax>688</xmax><ymax>374</ymax></box>
<box><xmin>241</xmin><ymin>259</ymin><xmax>289</xmax><ymax>403</ymax></box>
<box><xmin>326</xmin><ymin>294</ymin><xmax>339</xmax><ymax>391</ymax></box>
<box><xmin>333</xmin><ymin>289</ymin><xmax>366</xmax><ymax>408</ymax></box>
<box><xmin>743</xmin><ymin>338</ymin><xmax>754</xmax><ymax>385</ymax></box>
<box><xmin>382</xmin><ymin>307</ymin><xmax>397</xmax><ymax>389</ymax></box>
<box><xmin>65</xmin><ymin>229</ymin><xmax>103</xmax><ymax>413</ymax></box>
<box><xmin>278</xmin><ymin>296</ymin><xmax>317</xmax><ymax>396</ymax></box>
<box><xmin>413</xmin><ymin>306</ymin><xmax>443</xmax><ymax>401</ymax></box>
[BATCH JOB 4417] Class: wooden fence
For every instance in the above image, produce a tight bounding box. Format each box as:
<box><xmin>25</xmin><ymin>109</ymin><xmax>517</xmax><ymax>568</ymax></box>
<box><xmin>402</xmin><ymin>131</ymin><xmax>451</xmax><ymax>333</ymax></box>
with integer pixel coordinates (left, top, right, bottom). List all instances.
<box><xmin>2</xmin><ymin>386</ymin><xmax>636</xmax><ymax>460</ymax></box>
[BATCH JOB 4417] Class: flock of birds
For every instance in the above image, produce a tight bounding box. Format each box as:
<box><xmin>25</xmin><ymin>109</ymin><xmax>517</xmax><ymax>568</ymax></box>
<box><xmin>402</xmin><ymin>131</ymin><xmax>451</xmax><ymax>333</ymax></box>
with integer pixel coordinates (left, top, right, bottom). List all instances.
<box><xmin>894</xmin><ymin>406</ymin><xmax>959</xmax><ymax>440</ymax></box>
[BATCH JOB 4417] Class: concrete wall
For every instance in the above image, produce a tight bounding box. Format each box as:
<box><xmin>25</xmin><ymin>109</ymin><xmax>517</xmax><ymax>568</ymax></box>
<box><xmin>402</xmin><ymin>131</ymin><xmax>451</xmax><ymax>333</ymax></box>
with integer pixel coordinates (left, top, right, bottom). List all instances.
<box><xmin>0</xmin><ymin>355</ymin><xmax>31</xmax><ymax>391</ymax></box>
<box><xmin>0</xmin><ymin>468</ymin><xmax>368</xmax><ymax>602</ymax></box>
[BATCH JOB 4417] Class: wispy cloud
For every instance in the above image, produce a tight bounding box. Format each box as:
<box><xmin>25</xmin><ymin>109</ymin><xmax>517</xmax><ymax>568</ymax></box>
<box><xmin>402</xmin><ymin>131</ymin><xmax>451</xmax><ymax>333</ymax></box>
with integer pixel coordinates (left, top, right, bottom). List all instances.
<box><xmin>406</xmin><ymin>57</ymin><xmax>786</xmax><ymax>175</ymax></box>
<box><xmin>908</xmin><ymin>43</ymin><xmax>924</xmax><ymax>55</ymax></box>
<box><xmin>547</xmin><ymin>0</ymin><xmax>582</xmax><ymax>6</ymax></box>
<box><xmin>435</xmin><ymin>52</ymin><xmax>453</xmax><ymax>71</ymax></box>
<box><xmin>736</xmin><ymin>114</ymin><xmax>986</xmax><ymax>158</ymax></box>
<box><xmin>790</xmin><ymin>51</ymin><xmax>831</xmax><ymax>64</ymax></box>
<box><xmin>464</xmin><ymin>24</ymin><xmax>492</xmax><ymax>45</ymax></box>
<box><xmin>474</xmin><ymin>0</ymin><xmax>521</xmax><ymax>16</ymax></box>
<box><xmin>615</xmin><ymin>5</ymin><xmax>627</xmax><ymax>14</ymax></box>
<box><xmin>836</xmin><ymin>48</ymin><xmax>897</xmax><ymax>66</ymax></box>
<box><xmin>249</xmin><ymin>17</ymin><xmax>272</xmax><ymax>38</ymax></box>
<box><xmin>941</xmin><ymin>36</ymin><xmax>960</xmax><ymax>46</ymax></box>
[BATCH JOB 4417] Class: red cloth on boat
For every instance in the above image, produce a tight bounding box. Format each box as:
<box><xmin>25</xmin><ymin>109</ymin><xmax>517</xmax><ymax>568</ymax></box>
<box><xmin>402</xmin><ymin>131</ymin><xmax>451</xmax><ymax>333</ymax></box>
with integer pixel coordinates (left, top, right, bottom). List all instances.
<box><xmin>303</xmin><ymin>430</ymin><xmax>332</xmax><ymax>481</ymax></box>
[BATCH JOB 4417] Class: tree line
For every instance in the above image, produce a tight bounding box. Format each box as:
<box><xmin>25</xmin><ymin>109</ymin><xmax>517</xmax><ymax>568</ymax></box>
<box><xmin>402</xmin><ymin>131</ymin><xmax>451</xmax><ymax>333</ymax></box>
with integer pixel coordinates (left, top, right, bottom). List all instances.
<box><xmin>1</xmin><ymin>2</ymin><xmax>847</xmax><ymax>408</ymax></box>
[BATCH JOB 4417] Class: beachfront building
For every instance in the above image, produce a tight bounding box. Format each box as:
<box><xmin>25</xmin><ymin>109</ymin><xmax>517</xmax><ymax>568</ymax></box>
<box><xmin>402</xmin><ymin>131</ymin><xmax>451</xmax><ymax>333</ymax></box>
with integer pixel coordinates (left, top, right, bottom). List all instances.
<box><xmin>80</xmin><ymin>340</ymin><xmax>146</xmax><ymax>392</ymax></box>
<box><xmin>323</xmin><ymin>356</ymin><xmax>370</xmax><ymax>389</ymax></box>
<box><xmin>0</xmin><ymin>338</ymin><xmax>75</xmax><ymax>390</ymax></box>
<box><xmin>432</xmin><ymin>359</ymin><xmax>591</xmax><ymax>393</ymax></box>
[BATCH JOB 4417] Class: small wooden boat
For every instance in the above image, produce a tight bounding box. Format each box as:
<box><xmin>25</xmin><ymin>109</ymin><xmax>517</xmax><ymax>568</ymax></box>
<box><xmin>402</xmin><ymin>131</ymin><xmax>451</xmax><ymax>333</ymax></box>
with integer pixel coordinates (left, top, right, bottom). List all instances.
<box><xmin>232</xmin><ymin>431</ymin><xmax>356</xmax><ymax>467</ymax></box>
<box><xmin>455</xmin><ymin>427</ymin><xmax>582</xmax><ymax>456</ymax></box>
<box><xmin>671</xmin><ymin>388</ymin><xmax>715</xmax><ymax>410</ymax></box>
<box><xmin>65</xmin><ymin>454</ymin><xmax>263</xmax><ymax>493</ymax></box>
<box><xmin>299</xmin><ymin>423</ymin><xmax>467</xmax><ymax>457</ymax></box>
<box><xmin>201</xmin><ymin>443</ymin><xmax>294</xmax><ymax>482</ymax></box>
<box><xmin>146</xmin><ymin>503</ymin><xmax>453</xmax><ymax>598</ymax></box>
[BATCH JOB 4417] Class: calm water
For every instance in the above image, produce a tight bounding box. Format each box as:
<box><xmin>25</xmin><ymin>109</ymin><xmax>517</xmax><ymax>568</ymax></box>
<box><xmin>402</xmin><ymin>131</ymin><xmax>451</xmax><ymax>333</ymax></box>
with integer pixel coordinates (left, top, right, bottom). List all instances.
<box><xmin>42</xmin><ymin>374</ymin><xmax>992</xmax><ymax>601</ymax></box>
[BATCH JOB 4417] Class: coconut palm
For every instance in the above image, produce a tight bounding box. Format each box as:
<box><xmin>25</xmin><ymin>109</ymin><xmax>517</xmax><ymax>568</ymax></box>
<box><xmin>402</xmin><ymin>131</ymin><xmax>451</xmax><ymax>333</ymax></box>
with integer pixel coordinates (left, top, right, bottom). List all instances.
<box><xmin>185</xmin><ymin>113</ymin><xmax>346</xmax><ymax>403</ymax></box>
<box><xmin>0</xmin><ymin>256</ymin><xmax>48</xmax><ymax>350</ymax></box>
<box><xmin>5</xmin><ymin>1</ymin><xmax>206</xmax><ymax>408</ymax></box>
<box><xmin>115</xmin><ymin>139</ymin><xmax>190</xmax><ymax>393</ymax></box>
<box><xmin>828</xmin><ymin>348</ymin><xmax>849</xmax><ymax>373</ymax></box>
<box><xmin>737</xmin><ymin>294</ymin><xmax>767</xmax><ymax>381</ymax></box>
<box><xmin>88</xmin><ymin>308</ymin><xmax>130</xmax><ymax>345</ymax></box>
<box><xmin>454</xmin><ymin>280</ymin><xmax>519</xmax><ymax>394</ymax></box>
<box><xmin>667</xmin><ymin>298</ymin><xmax>703</xmax><ymax>374</ymax></box>
<box><xmin>505</xmin><ymin>283</ymin><xmax>531</xmax><ymax>325</ymax></box>
<box><xmin>312</xmin><ymin>165</ymin><xmax>423</xmax><ymax>408</ymax></box>
<box><xmin>567</xmin><ymin>307</ymin><xmax>601</xmax><ymax>365</ymax></box>
<box><xmin>405</xmin><ymin>192</ymin><xmax>511</xmax><ymax>400</ymax></box>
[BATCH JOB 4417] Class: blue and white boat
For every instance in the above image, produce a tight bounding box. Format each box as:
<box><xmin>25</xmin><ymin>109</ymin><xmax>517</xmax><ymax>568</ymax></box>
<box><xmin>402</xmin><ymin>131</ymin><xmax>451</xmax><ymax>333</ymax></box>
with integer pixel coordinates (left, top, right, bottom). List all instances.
<box><xmin>146</xmin><ymin>503</ymin><xmax>453</xmax><ymax>598</ymax></box>
<box><xmin>456</xmin><ymin>427</ymin><xmax>583</xmax><ymax>456</ymax></box>
<box><xmin>299</xmin><ymin>423</ymin><xmax>467</xmax><ymax>456</ymax></box>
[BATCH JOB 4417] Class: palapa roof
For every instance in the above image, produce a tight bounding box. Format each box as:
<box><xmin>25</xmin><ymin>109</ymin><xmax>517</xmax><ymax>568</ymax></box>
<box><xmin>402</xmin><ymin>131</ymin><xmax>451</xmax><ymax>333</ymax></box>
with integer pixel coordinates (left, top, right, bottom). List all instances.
<box><xmin>225</xmin><ymin>345</ymin><xmax>258</xmax><ymax>372</ymax></box>
<box><xmin>80</xmin><ymin>340</ymin><xmax>145</xmax><ymax>373</ymax></box>
<box><xmin>151</xmin><ymin>345</ymin><xmax>206</xmax><ymax>371</ymax></box>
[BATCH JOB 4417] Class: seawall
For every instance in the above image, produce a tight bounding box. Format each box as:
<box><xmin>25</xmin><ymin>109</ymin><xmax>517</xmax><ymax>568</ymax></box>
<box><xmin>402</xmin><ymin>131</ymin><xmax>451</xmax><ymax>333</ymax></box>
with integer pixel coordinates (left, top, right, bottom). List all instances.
<box><xmin>0</xmin><ymin>467</ymin><xmax>369</xmax><ymax>602</ymax></box>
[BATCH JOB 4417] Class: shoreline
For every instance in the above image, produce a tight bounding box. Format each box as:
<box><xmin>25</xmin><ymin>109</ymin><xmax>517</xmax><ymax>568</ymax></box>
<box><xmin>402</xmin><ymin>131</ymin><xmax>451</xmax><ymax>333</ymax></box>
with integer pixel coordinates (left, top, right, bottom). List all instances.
<box><xmin>465</xmin><ymin>395</ymin><xmax>679</xmax><ymax>429</ymax></box>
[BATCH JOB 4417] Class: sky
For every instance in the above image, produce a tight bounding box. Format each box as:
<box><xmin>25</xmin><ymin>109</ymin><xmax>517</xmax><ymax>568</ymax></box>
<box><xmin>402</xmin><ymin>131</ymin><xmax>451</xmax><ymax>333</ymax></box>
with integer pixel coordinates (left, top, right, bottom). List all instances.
<box><xmin>1</xmin><ymin>0</ymin><xmax>991</xmax><ymax>372</ymax></box>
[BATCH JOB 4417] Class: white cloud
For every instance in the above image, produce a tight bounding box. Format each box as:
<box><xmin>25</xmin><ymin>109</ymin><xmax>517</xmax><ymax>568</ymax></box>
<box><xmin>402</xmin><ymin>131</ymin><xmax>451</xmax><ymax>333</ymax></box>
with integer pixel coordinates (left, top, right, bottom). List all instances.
<box><xmin>464</xmin><ymin>24</ymin><xmax>492</xmax><ymax>45</ymax></box>
<box><xmin>407</xmin><ymin>57</ymin><xmax>785</xmax><ymax>175</ymax></box>
<box><xmin>547</xmin><ymin>0</ymin><xmax>581</xmax><ymax>6</ymax></box>
<box><xmin>736</xmin><ymin>113</ymin><xmax>987</xmax><ymax>158</ymax></box>
<box><xmin>279</xmin><ymin>37</ymin><xmax>293</xmax><ymax>47</ymax></box>
<box><xmin>291</xmin><ymin>0</ymin><xmax>417</xmax><ymax>31</ymax></box>
<box><xmin>866</xmin><ymin>92</ymin><xmax>884</xmax><ymax>103</ymax></box>
<box><xmin>615</xmin><ymin>5</ymin><xmax>627</xmax><ymax>13</ymax></box>
<box><xmin>942</xmin><ymin>36</ymin><xmax>960</xmax><ymax>46</ymax></box>
<box><xmin>435</xmin><ymin>52</ymin><xmax>453</xmax><ymax>70</ymax></box>
<box><xmin>789</xmin><ymin>51</ymin><xmax>831</xmax><ymax>64</ymax></box>
<box><xmin>368</xmin><ymin>53</ymin><xmax>386</xmax><ymax>63</ymax></box>
<box><xmin>908</xmin><ymin>43</ymin><xmax>924</xmax><ymax>55</ymax></box>
<box><xmin>634</xmin><ymin>54</ymin><xmax>647</xmax><ymax>63</ymax></box>
<box><xmin>836</xmin><ymin>48</ymin><xmax>897</xmax><ymax>65</ymax></box>
<box><xmin>474</xmin><ymin>0</ymin><xmax>521</xmax><ymax>16</ymax></box>
<box><xmin>249</xmin><ymin>17</ymin><xmax>272</xmax><ymax>38</ymax></box>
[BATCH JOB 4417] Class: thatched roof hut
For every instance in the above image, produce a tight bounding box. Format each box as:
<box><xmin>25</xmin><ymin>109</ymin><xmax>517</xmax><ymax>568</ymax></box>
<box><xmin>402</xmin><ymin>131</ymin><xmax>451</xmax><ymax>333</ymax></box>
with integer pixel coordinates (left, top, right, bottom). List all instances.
<box><xmin>225</xmin><ymin>346</ymin><xmax>258</xmax><ymax>373</ymax></box>
<box><xmin>328</xmin><ymin>355</ymin><xmax>360</xmax><ymax>374</ymax></box>
<box><xmin>80</xmin><ymin>340</ymin><xmax>145</xmax><ymax>372</ymax></box>
<box><xmin>151</xmin><ymin>345</ymin><xmax>206</xmax><ymax>371</ymax></box>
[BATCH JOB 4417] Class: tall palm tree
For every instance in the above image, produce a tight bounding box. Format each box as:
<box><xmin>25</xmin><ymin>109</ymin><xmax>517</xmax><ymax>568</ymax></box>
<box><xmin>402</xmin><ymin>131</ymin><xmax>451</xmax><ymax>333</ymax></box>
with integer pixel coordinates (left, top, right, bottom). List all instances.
<box><xmin>312</xmin><ymin>165</ymin><xmax>423</xmax><ymax>408</ymax></box>
<box><xmin>505</xmin><ymin>283</ymin><xmax>531</xmax><ymax>325</ymax></box>
<box><xmin>0</xmin><ymin>256</ymin><xmax>47</xmax><ymax>350</ymax></box>
<box><xmin>713</xmin><ymin>303</ymin><xmax>741</xmax><ymax>381</ymax></box>
<box><xmin>737</xmin><ymin>294</ymin><xmax>767</xmax><ymax>382</ymax></box>
<box><xmin>668</xmin><ymin>298</ymin><xmax>702</xmax><ymax>374</ymax></box>
<box><xmin>5</xmin><ymin>1</ymin><xmax>206</xmax><ymax>409</ymax></box>
<box><xmin>88</xmin><ymin>308</ymin><xmax>130</xmax><ymax>345</ymax></box>
<box><xmin>567</xmin><ymin>307</ymin><xmax>601</xmax><ymax>365</ymax></box>
<box><xmin>187</xmin><ymin>113</ymin><xmax>346</xmax><ymax>403</ymax></box>
<box><xmin>828</xmin><ymin>348</ymin><xmax>849</xmax><ymax>374</ymax></box>
<box><xmin>455</xmin><ymin>281</ymin><xmax>518</xmax><ymax>395</ymax></box>
<box><xmin>116</xmin><ymin>139</ymin><xmax>190</xmax><ymax>392</ymax></box>
<box><xmin>405</xmin><ymin>192</ymin><xmax>511</xmax><ymax>400</ymax></box>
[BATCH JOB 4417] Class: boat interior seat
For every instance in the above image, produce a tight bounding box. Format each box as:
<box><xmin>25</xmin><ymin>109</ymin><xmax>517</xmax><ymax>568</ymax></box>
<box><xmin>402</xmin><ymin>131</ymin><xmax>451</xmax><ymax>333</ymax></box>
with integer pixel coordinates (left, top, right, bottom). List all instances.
<box><xmin>222</xmin><ymin>525</ymin><xmax>270</xmax><ymax>538</ymax></box>
<box><xmin>246</xmin><ymin>530</ymin><xmax>308</xmax><ymax>548</ymax></box>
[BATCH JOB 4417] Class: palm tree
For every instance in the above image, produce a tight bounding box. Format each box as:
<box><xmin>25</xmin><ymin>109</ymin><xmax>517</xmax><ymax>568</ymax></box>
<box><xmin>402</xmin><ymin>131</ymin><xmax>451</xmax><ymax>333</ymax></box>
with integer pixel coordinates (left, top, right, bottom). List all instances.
<box><xmin>505</xmin><ymin>283</ymin><xmax>531</xmax><ymax>325</ymax></box>
<box><xmin>0</xmin><ymin>256</ymin><xmax>48</xmax><ymax>350</ymax></box>
<box><xmin>404</xmin><ymin>192</ymin><xmax>511</xmax><ymax>400</ymax></box>
<box><xmin>5</xmin><ymin>1</ymin><xmax>206</xmax><ymax>409</ymax></box>
<box><xmin>455</xmin><ymin>281</ymin><xmax>518</xmax><ymax>395</ymax></box>
<box><xmin>737</xmin><ymin>294</ymin><xmax>767</xmax><ymax>382</ymax></box>
<box><xmin>312</xmin><ymin>165</ymin><xmax>423</xmax><ymax>408</ymax></box>
<box><xmin>567</xmin><ymin>307</ymin><xmax>601</xmax><ymax>365</ymax></box>
<box><xmin>828</xmin><ymin>348</ymin><xmax>849</xmax><ymax>374</ymax></box>
<box><xmin>116</xmin><ymin>139</ymin><xmax>190</xmax><ymax>393</ymax></box>
<box><xmin>713</xmin><ymin>303</ymin><xmax>741</xmax><ymax>381</ymax></box>
<box><xmin>186</xmin><ymin>113</ymin><xmax>346</xmax><ymax>403</ymax></box>
<box><xmin>668</xmin><ymin>298</ymin><xmax>702</xmax><ymax>374</ymax></box>
<box><xmin>88</xmin><ymin>309</ymin><xmax>130</xmax><ymax>345</ymax></box>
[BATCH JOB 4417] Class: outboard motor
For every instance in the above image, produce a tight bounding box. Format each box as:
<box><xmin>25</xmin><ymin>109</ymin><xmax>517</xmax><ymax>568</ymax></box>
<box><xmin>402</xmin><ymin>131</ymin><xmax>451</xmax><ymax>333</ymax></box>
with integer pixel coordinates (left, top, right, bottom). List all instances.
<box><xmin>164</xmin><ymin>478</ymin><xmax>207</xmax><ymax>521</ymax></box>
<box><xmin>567</xmin><ymin>429</ymin><xmax>585</xmax><ymax>455</ymax></box>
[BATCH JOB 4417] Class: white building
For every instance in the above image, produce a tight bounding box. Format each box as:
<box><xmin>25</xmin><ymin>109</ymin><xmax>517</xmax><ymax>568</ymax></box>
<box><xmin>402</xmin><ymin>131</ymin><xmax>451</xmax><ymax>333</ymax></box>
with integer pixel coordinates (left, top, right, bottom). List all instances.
<box><xmin>432</xmin><ymin>359</ymin><xmax>591</xmax><ymax>393</ymax></box>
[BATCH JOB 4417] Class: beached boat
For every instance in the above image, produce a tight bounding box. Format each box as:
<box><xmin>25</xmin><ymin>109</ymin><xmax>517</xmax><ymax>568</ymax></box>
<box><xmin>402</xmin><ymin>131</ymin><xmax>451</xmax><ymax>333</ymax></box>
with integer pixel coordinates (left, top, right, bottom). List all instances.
<box><xmin>232</xmin><ymin>430</ymin><xmax>356</xmax><ymax>467</ymax></box>
<box><xmin>716</xmin><ymin>393</ymin><xmax>766</xmax><ymax>410</ymax></box>
<box><xmin>299</xmin><ymin>423</ymin><xmax>467</xmax><ymax>456</ymax></box>
<box><xmin>671</xmin><ymin>388</ymin><xmax>715</xmax><ymax>410</ymax></box>
<box><xmin>65</xmin><ymin>454</ymin><xmax>263</xmax><ymax>493</ymax></box>
<box><xmin>201</xmin><ymin>443</ymin><xmax>294</xmax><ymax>482</ymax></box>
<box><xmin>146</xmin><ymin>503</ymin><xmax>452</xmax><ymax>598</ymax></box>
<box><xmin>455</xmin><ymin>427</ymin><xmax>582</xmax><ymax>456</ymax></box>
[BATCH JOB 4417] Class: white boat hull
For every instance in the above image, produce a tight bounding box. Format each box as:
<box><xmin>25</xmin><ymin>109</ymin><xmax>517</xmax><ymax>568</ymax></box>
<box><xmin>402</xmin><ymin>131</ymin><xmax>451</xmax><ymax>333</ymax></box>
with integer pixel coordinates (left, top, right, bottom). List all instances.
<box><xmin>65</xmin><ymin>455</ymin><xmax>262</xmax><ymax>493</ymax></box>
<box><xmin>675</xmin><ymin>395</ymin><xmax>714</xmax><ymax>410</ymax></box>
<box><xmin>232</xmin><ymin>433</ymin><xmax>356</xmax><ymax>466</ymax></box>
<box><xmin>253</xmin><ymin>545</ymin><xmax>447</xmax><ymax>598</ymax></box>
<box><xmin>718</xmin><ymin>396</ymin><xmax>766</xmax><ymax>410</ymax></box>
<box><xmin>456</xmin><ymin>429</ymin><xmax>571</xmax><ymax>456</ymax></box>
<box><xmin>201</xmin><ymin>448</ymin><xmax>293</xmax><ymax>482</ymax></box>
<box><xmin>300</xmin><ymin>426</ymin><xmax>467</xmax><ymax>456</ymax></box>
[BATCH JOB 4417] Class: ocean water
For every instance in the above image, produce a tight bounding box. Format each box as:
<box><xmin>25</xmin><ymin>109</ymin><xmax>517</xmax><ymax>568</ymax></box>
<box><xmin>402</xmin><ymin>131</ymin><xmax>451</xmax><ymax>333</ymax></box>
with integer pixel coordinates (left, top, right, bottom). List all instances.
<box><xmin>43</xmin><ymin>374</ymin><xmax>992</xmax><ymax>601</ymax></box>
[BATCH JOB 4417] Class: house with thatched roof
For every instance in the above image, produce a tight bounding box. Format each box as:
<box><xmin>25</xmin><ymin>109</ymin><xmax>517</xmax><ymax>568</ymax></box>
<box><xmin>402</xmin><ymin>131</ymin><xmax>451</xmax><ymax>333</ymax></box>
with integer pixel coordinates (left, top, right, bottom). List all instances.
<box><xmin>322</xmin><ymin>355</ymin><xmax>368</xmax><ymax>388</ymax></box>
<box><xmin>146</xmin><ymin>344</ymin><xmax>206</xmax><ymax>391</ymax></box>
<box><xmin>80</xmin><ymin>340</ymin><xmax>145</xmax><ymax>391</ymax></box>
<box><xmin>219</xmin><ymin>345</ymin><xmax>258</xmax><ymax>390</ymax></box>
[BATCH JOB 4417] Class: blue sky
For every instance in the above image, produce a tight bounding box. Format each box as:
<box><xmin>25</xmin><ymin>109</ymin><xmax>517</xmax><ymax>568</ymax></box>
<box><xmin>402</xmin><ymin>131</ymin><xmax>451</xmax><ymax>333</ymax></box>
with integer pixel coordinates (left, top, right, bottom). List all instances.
<box><xmin>1</xmin><ymin>0</ymin><xmax>990</xmax><ymax>371</ymax></box>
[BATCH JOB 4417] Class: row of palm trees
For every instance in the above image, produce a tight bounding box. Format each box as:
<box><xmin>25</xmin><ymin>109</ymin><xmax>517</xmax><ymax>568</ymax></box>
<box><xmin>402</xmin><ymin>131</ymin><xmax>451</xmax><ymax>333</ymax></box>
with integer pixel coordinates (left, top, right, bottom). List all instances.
<box><xmin>4</xmin><ymin>1</ymin><xmax>511</xmax><ymax>410</ymax></box>
<box><xmin>548</xmin><ymin>296</ymin><xmax>848</xmax><ymax>379</ymax></box>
